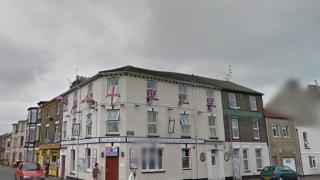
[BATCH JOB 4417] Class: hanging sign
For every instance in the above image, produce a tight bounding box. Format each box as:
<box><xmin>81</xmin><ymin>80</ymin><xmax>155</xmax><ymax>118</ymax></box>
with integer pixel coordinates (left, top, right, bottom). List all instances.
<box><xmin>105</xmin><ymin>146</ymin><xmax>119</xmax><ymax>157</ymax></box>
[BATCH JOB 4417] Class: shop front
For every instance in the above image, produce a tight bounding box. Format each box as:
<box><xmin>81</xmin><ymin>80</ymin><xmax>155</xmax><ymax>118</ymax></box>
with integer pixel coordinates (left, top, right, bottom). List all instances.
<box><xmin>38</xmin><ymin>144</ymin><xmax>60</xmax><ymax>177</ymax></box>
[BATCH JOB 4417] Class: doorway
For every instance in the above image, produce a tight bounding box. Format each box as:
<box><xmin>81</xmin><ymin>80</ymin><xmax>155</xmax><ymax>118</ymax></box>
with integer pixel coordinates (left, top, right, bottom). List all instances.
<box><xmin>105</xmin><ymin>157</ymin><xmax>119</xmax><ymax>180</ymax></box>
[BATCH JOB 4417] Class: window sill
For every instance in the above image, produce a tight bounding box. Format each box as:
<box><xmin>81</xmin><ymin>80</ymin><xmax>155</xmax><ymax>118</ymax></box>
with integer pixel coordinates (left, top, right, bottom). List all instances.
<box><xmin>147</xmin><ymin>135</ymin><xmax>159</xmax><ymax>137</ymax></box>
<box><xmin>283</xmin><ymin>136</ymin><xmax>291</xmax><ymax>139</ymax></box>
<box><xmin>209</xmin><ymin>137</ymin><xmax>219</xmax><ymax>140</ymax></box>
<box><xmin>182</xmin><ymin>168</ymin><xmax>191</xmax><ymax>170</ymax></box>
<box><xmin>141</xmin><ymin>169</ymin><xmax>165</xmax><ymax>173</ymax></box>
<box><xmin>232</xmin><ymin>137</ymin><xmax>240</xmax><ymax>140</ymax></box>
<box><xmin>181</xmin><ymin>135</ymin><xmax>191</xmax><ymax>138</ymax></box>
<box><xmin>105</xmin><ymin>133</ymin><xmax>120</xmax><ymax>136</ymax></box>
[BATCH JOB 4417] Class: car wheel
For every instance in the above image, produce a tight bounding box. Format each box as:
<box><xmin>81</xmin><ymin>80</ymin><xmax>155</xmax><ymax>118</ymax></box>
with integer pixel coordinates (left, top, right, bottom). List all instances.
<box><xmin>296</xmin><ymin>176</ymin><xmax>301</xmax><ymax>180</ymax></box>
<box><xmin>279</xmin><ymin>177</ymin><xmax>284</xmax><ymax>180</ymax></box>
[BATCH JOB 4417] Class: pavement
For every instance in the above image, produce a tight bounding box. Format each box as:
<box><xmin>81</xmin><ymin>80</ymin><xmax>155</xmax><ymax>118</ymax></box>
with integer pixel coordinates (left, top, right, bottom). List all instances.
<box><xmin>0</xmin><ymin>165</ymin><xmax>60</xmax><ymax>180</ymax></box>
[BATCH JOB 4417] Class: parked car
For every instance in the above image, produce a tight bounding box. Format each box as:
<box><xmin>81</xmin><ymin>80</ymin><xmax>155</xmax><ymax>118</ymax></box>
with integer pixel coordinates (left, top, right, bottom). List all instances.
<box><xmin>15</xmin><ymin>162</ymin><xmax>45</xmax><ymax>180</ymax></box>
<box><xmin>260</xmin><ymin>165</ymin><xmax>301</xmax><ymax>180</ymax></box>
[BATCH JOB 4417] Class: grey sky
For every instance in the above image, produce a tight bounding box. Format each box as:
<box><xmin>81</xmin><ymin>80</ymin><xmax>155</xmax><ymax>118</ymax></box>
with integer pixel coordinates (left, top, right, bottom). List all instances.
<box><xmin>0</xmin><ymin>0</ymin><xmax>319</xmax><ymax>133</ymax></box>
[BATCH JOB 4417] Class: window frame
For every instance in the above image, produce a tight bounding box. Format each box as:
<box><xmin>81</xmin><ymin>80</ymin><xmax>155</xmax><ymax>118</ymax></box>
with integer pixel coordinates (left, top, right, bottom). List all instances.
<box><xmin>252</xmin><ymin>120</ymin><xmax>260</xmax><ymax>140</ymax></box>
<box><xmin>211</xmin><ymin>149</ymin><xmax>217</xmax><ymax>166</ymax></box>
<box><xmin>208</xmin><ymin>115</ymin><xmax>217</xmax><ymax>138</ymax></box>
<box><xmin>282</xmin><ymin>125</ymin><xmax>290</xmax><ymax>138</ymax></box>
<box><xmin>106</xmin><ymin>109</ymin><xmax>120</xmax><ymax>134</ymax></box>
<box><xmin>141</xmin><ymin>147</ymin><xmax>164</xmax><ymax>172</ymax></box>
<box><xmin>255</xmin><ymin>148</ymin><xmax>263</xmax><ymax>170</ymax></box>
<box><xmin>147</xmin><ymin>111</ymin><xmax>158</xmax><ymax>136</ymax></box>
<box><xmin>309</xmin><ymin>156</ymin><xmax>316</xmax><ymax>169</ymax></box>
<box><xmin>249</xmin><ymin>96</ymin><xmax>257</xmax><ymax>111</ymax></box>
<box><xmin>86</xmin><ymin>114</ymin><xmax>92</xmax><ymax>137</ymax></box>
<box><xmin>228</xmin><ymin>93</ymin><xmax>237</xmax><ymax>108</ymax></box>
<box><xmin>71</xmin><ymin>149</ymin><xmax>76</xmax><ymax>171</ymax></box>
<box><xmin>272</xmin><ymin>124</ymin><xmax>281</xmax><ymax>137</ymax></box>
<box><xmin>231</xmin><ymin>118</ymin><xmax>239</xmax><ymax>139</ymax></box>
<box><xmin>62</xmin><ymin>121</ymin><xmax>67</xmax><ymax>140</ymax></box>
<box><xmin>182</xmin><ymin>148</ymin><xmax>191</xmax><ymax>169</ymax></box>
<box><xmin>180</xmin><ymin>113</ymin><xmax>191</xmax><ymax>137</ymax></box>
<box><xmin>243</xmin><ymin>149</ymin><xmax>249</xmax><ymax>171</ymax></box>
<box><xmin>85</xmin><ymin>148</ymin><xmax>91</xmax><ymax>170</ymax></box>
<box><xmin>178</xmin><ymin>85</ymin><xmax>188</xmax><ymax>103</ymax></box>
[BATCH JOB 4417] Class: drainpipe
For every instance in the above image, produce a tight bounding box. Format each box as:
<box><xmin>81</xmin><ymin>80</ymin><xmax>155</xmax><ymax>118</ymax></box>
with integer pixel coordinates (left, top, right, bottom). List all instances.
<box><xmin>191</xmin><ymin>76</ymin><xmax>199</xmax><ymax>180</ymax></box>
<box><xmin>296</xmin><ymin>128</ymin><xmax>304</xmax><ymax>176</ymax></box>
<box><xmin>265</xmin><ymin>115</ymin><xmax>272</xmax><ymax>166</ymax></box>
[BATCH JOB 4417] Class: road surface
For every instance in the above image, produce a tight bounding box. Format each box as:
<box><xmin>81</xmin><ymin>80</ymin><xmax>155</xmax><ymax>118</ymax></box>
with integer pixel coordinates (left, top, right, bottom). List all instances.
<box><xmin>0</xmin><ymin>166</ymin><xmax>14</xmax><ymax>180</ymax></box>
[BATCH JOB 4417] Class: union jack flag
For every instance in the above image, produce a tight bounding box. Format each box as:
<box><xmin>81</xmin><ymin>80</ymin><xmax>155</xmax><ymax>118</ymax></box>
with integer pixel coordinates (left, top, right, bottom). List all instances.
<box><xmin>207</xmin><ymin>97</ymin><xmax>215</xmax><ymax>112</ymax></box>
<box><xmin>71</xmin><ymin>100</ymin><xmax>77</xmax><ymax>114</ymax></box>
<box><xmin>146</xmin><ymin>89</ymin><xmax>157</xmax><ymax>105</ymax></box>
<box><xmin>178</xmin><ymin>94</ymin><xmax>187</xmax><ymax>105</ymax></box>
<box><xmin>81</xmin><ymin>93</ymin><xmax>94</xmax><ymax>104</ymax></box>
<box><xmin>57</xmin><ymin>95</ymin><xmax>68</xmax><ymax>105</ymax></box>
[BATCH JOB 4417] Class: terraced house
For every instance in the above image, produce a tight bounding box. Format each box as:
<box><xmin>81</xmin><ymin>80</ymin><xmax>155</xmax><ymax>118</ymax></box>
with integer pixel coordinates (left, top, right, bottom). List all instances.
<box><xmin>56</xmin><ymin>66</ymin><xmax>265</xmax><ymax>180</ymax></box>
<box><xmin>37</xmin><ymin>99</ymin><xmax>63</xmax><ymax>177</ymax></box>
<box><xmin>221</xmin><ymin>83</ymin><xmax>270</xmax><ymax>179</ymax></box>
<box><xmin>10</xmin><ymin>120</ymin><xmax>27</xmax><ymax>166</ymax></box>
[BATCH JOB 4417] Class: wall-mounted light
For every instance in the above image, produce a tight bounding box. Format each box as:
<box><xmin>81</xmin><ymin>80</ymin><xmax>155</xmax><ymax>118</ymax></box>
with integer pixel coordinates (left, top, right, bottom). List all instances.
<box><xmin>135</xmin><ymin>104</ymin><xmax>140</xmax><ymax>108</ymax></box>
<box><xmin>120</xmin><ymin>103</ymin><xmax>125</xmax><ymax>107</ymax></box>
<box><xmin>168</xmin><ymin>108</ymin><xmax>174</xmax><ymax>111</ymax></box>
<box><xmin>198</xmin><ymin>111</ymin><xmax>203</xmax><ymax>114</ymax></box>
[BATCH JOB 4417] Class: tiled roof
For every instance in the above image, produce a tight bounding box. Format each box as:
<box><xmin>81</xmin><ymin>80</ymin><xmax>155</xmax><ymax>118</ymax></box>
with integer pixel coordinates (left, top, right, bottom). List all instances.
<box><xmin>264</xmin><ymin>108</ymin><xmax>290</xmax><ymax>120</ymax></box>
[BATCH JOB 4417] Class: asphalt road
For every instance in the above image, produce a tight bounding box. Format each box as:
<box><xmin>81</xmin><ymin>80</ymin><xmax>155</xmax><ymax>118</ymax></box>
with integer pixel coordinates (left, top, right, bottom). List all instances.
<box><xmin>0</xmin><ymin>166</ymin><xmax>14</xmax><ymax>180</ymax></box>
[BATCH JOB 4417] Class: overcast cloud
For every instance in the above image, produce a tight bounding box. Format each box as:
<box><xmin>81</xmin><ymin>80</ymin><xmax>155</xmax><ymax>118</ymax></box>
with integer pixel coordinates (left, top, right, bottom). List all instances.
<box><xmin>0</xmin><ymin>0</ymin><xmax>319</xmax><ymax>133</ymax></box>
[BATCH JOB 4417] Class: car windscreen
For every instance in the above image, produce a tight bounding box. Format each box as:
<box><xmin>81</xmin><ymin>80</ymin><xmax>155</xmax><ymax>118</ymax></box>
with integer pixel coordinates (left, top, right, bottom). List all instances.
<box><xmin>22</xmin><ymin>164</ymin><xmax>41</xmax><ymax>171</ymax></box>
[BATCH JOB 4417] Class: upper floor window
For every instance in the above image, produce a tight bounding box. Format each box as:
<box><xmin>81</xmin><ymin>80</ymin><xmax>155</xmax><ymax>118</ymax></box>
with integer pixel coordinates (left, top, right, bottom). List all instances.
<box><xmin>86</xmin><ymin>114</ymin><xmax>92</xmax><ymax>137</ymax></box>
<box><xmin>249</xmin><ymin>96</ymin><xmax>257</xmax><ymax>111</ymax></box>
<box><xmin>272</xmin><ymin>124</ymin><xmax>281</xmax><ymax>137</ymax></box>
<box><xmin>182</xmin><ymin>148</ymin><xmax>191</xmax><ymax>169</ymax></box>
<box><xmin>88</xmin><ymin>83</ymin><xmax>93</xmax><ymax>96</ymax></box>
<box><xmin>208</xmin><ymin>115</ymin><xmax>217</xmax><ymax>138</ymax></box>
<box><xmin>282</xmin><ymin>125</ymin><xmax>290</xmax><ymax>137</ymax></box>
<box><xmin>231</xmin><ymin>119</ymin><xmax>239</xmax><ymax>139</ymax></box>
<box><xmin>107</xmin><ymin>78</ymin><xmax>119</xmax><ymax>89</ymax></box>
<box><xmin>252</xmin><ymin>120</ymin><xmax>260</xmax><ymax>139</ymax></box>
<box><xmin>147</xmin><ymin>80</ymin><xmax>157</xmax><ymax>105</ymax></box>
<box><xmin>228</xmin><ymin>93</ymin><xmax>237</xmax><ymax>108</ymax></box>
<box><xmin>106</xmin><ymin>109</ymin><xmax>120</xmax><ymax>134</ymax></box>
<box><xmin>147</xmin><ymin>80</ymin><xmax>157</xmax><ymax>90</ymax></box>
<box><xmin>303</xmin><ymin>132</ymin><xmax>311</xmax><ymax>149</ymax></box>
<box><xmin>178</xmin><ymin>85</ymin><xmax>188</xmax><ymax>105</ymax></box>
<box><xmin>147</xmin><ymin>111</ymin><xmax>158</xmax><ymax>135</ymax></box>
<box><xmin>180</xmin><ymin>113</ymin><xmax>191</xmax><ymax>136</ymax></box>
<box><xmin>207</xmin><ymin>88</ymin><xmax>214</xmax><ymax>97</ymax></box>
<box><xmin>62</xmin><ymin>121</ymin><xmax>67</xmax><ymax>139</ymax></box>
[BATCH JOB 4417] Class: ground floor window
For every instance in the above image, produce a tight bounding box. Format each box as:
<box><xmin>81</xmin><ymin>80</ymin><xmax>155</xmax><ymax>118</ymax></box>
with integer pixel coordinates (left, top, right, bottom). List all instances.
<box><xmin>141</xmin><ymin>148</ymin><xmax>163</xmax><ymax>171</ymax></box>
<box><xmin>309</xmin><ymin>156</ymin><xmax>316</xmax><ymax>168</ymax></box>
<box><xmin>71</xmin><ymin>149</ymin><xmax>75</xmax><ymax>171</ymax></box>
<box><xmin>182</xmin><ymin>148</ymin><xmax>190</xmax><ymax>169</ymax></box>
<box><xmin>255</xmin><ymin>149</ymin><xmax>263</xmax><ymax>169</ymax></box>
<box><xmin>242</xmin><ymin>149</ymin><xmax>249</xmax><ymax>171</ymax></box>
<box><xmin>85</xmin><ymin>148</ymin><xmax>91</xmax><ymax>170</ymax></box>
<box><xmin>211</xmin><ymin>149</ymin><xmax>217</xmax><ymax>166</ymax></box>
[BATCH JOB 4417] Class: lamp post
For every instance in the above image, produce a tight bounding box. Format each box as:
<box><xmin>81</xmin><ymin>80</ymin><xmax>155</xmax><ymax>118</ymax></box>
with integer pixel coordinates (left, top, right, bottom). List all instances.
<box><xmin>228</xmin><ymin>106</ymin><xmax>240</xmax><ymax>180</ymax></box>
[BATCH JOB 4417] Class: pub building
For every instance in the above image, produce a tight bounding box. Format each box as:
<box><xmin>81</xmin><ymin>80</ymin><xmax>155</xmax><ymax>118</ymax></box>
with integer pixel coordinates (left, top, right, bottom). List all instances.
<box><xmin>58</xmin><ymin>66</ymin><xmax>267</xmax><ymax>180</ymax></box>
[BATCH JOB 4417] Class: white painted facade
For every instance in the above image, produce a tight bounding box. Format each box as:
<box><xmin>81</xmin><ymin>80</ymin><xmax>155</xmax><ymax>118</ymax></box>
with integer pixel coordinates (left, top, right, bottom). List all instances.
<box><xmin>224</xmin><ymin>142</ymin><xmax>270</xmax><ymax>179</ymax></box>
<box><xmin>60</xmin><ymin>74</ymin><xmax>226</xmax><ymax>180</ymax></box>
<box><xmin>10</xmin><ymin>121</ymin><xmax>26</xmax><ymax>165</ymax></box>
<box><xmin>296</xmin><ymin>125</ymin><xmax>320</xmax><ymax>176</ymax></box>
